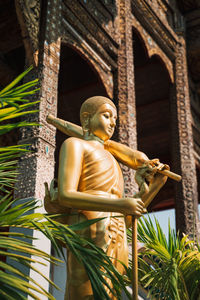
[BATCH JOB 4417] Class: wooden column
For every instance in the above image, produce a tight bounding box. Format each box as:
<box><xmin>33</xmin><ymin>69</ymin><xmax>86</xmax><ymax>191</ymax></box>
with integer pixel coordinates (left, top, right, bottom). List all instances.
<box><xmin>115</xmin><ymin>0</ymin><xmax>137</xmax><ymax>196</ymax></box>
<box><xmin>171</xmin><ymin>35</ymin><xmax>200</xmax><ymax>238</ymax></box>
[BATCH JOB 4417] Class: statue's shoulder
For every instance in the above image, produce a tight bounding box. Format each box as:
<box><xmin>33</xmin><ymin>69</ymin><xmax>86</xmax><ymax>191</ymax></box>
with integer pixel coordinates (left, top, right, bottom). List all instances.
<box><xmin>65</xmin><ymin>136</ymin><xmax>82</xmax><ymax>142</ymax></box>
<box><xmin>61</xmin><ymin>137</ymin><xmax>87</xmax><ymax>151</ymax></box>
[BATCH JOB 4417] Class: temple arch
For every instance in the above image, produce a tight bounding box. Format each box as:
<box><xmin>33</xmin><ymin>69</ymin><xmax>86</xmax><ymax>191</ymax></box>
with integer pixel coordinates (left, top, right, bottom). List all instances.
<box><xmin>61</xmin><ymin>38</ymin><xmax>113</xmax><ymax>98</ymax></box>
<box><xmin>132</xmin><ymin>22</ymin><xmax>174</xmax><ymax>82</ymax></box>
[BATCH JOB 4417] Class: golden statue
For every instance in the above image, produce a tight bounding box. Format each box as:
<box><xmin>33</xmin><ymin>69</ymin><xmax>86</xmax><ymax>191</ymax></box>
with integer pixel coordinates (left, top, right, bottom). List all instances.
<box><xmin>44</xmin><ymin>96</ymin><xmax>172</xmax><ymax>300</ymax></box>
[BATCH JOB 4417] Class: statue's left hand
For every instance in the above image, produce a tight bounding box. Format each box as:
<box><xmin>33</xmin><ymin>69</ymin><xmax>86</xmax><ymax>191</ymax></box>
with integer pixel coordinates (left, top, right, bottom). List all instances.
<box><xmin>147</xmin><ymin>159</ymin><xmax>169</xmax><ymax>185</ymax></box>
<box><xmin>135</xmin><ymin>159</ymin><xmax>169</xmax><ymax>197</ymax></box>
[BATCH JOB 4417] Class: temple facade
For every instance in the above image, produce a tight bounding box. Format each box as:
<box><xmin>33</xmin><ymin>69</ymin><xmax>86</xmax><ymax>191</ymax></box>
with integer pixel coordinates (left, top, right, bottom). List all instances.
<box><xmin>0</xmin><ymin>0</ymin><xmax>200</xmax><ymax>297</ymax></box>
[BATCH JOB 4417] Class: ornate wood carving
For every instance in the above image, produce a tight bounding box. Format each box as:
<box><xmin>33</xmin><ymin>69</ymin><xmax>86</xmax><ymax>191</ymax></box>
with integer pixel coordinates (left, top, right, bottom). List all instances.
<box><xmin>171</xmin><ymin>36</ymin><xmax>200</xmax><ymax>237</ymax></box>
<box><xmin>15</xmin><ymin>0</ymin><xmax>62</xmax><ymax>199</ymax></box>
<box><xmin>131</xmin><ymin>0</ymin><xmax>178</xmax><ymax>59</ymax></box>
<box><xmin>15</xmin><ymin>0</ymin><xmax>41</xmax><ymax>65</ymax></box>
<box><xmin>115</xmin><ymin>0</ymin><xmax>138</xmax><ymax>195</ymax></box>
<box><xmin>63</xmin><ymin>0</ymin><xmax>118</xmax><ymax>59</ymax></box>
<box><xmin>62</xmin><ymin>33</ymin><xmax>114</xmax><ymax>99</ymax></box>
<box><xmin>144</xmin><ymin>0</ymin><xmax>175</xmax><ymax>28</ymax></box>
<box><xmin>131</xmin><ymin>14</ymin><xmax>174</xmax><ymax>83</ymax></box>
<box><xmin>77</xmin><ymin>0</ymin><xmax>119</xmax><ymax>43</ymax></box>
<box><xmin>62</xmin><ymin>1</ymin><xmax>115</xmax><ymax>98</ymax></box>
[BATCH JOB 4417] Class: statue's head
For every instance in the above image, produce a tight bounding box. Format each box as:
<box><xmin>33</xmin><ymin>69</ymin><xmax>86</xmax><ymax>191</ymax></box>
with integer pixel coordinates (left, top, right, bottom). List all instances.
<box><xmin>80</xmin><ymin>96</ymin><xmax>117</xmax><ymax>142</ymax></box>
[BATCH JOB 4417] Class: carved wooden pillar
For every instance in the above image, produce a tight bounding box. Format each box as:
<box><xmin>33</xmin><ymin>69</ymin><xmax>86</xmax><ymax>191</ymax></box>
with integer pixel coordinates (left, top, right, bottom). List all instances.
<box><xmin>171</xmin><ymin>36</ymin><xmax>200</xmax><ymax>238</ymax></box>
<box><xmin>15</xmin><ymin>0</ymin><xmax>61</xmax><ymax>201</ymax></box>
<box><xmin>14</xmin><ymin>1</ymin><xmax>62</xmax><ymax>297</ymax></box>
<box><xmin>115</xmin><ymin>0</ymin><xmax>137</xmax><ymax>195</ymax></box>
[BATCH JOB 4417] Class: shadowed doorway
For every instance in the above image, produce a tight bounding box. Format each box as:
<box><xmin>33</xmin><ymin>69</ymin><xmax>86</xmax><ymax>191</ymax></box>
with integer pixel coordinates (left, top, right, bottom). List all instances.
<box><xmin>133</xmin><ymin>28</ymin><xmax>174</xmax><ymax>212</ymax></box>
<box><xmin>55</xmin><ymin>44</ymin><xmax>108</xmax><ymax>178</ymax></box>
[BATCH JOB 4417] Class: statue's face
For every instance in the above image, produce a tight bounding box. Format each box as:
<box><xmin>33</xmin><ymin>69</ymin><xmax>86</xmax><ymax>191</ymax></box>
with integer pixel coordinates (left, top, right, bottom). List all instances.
<box><xmin>89</xmin><ymin>103</ymin><xmax>117</xmax><ymax>141</ymax></box>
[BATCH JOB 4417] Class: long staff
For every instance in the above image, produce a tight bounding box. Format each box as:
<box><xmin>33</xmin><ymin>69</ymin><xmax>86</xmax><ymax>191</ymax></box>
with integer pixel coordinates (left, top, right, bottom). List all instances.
<box><xmin>131</xmin><ymin>169</ymin><xmax>181</xmax><ymax>300</ymax></box>
<box><xmin>132</xmin><ymin>216</ymin><xmax>138</xmax><ymax>300</ymax></box>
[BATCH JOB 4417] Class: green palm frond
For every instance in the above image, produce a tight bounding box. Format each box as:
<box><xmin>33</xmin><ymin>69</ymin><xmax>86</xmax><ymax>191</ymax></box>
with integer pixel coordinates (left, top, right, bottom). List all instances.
<box><xmin>127</xmin><ymin>215</ymin><xmax>200</xmax><ymax>300</ymax></box>
<box><xmin>0</xmin><ymin>101</ymin><xmax>39</xmax><ymax>120</ymax></box>
<box><xmin>0</xmin><ymin>66</ymin><xmax>39</xmax><ymax>108</ymax></box>
<box><xmin>0</xmin><ymin>145</ymin><xmax>30</xmax><ymax>193</ymax></box>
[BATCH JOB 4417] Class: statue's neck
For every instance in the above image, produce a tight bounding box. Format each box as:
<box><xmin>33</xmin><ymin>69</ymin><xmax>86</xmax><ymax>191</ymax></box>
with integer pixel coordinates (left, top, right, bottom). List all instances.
<box><xmin>83</xmin><ymin>133</ymin><xmax>104</xmax><ymax>145</ymax></box>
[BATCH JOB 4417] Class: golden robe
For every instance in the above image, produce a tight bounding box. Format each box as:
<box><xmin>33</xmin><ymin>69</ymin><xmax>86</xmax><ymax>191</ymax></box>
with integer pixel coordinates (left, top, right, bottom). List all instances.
<box><xmin>65</xmin><ymin>143</ymin><xmax>128</xmax><ymax>300</ymax></box>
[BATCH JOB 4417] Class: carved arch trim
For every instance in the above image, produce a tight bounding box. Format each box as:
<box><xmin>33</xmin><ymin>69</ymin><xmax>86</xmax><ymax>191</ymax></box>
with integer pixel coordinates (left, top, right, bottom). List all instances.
<box><xmin>132</xmin><ymin>16</ymin><xmax>174</xmax><ymax>83</ymax></box>
<box><xmin>61</xmin><ymin>36</ymin><xmax>113</xmax><ymax>99</ymax></box>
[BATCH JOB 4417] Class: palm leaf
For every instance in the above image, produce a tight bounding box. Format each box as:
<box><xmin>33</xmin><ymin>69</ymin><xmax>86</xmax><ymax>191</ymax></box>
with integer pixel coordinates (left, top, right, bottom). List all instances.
<box><xmin>128</xmin><ymin>215</ymin><xmax>200</xmax><ymax>299</ymax></box>
<box><xmin>0</xmin><ymin>66</ymin><xmax>34</xmax><ymax>97</ymax></box>
<box><xmin>0</xmin><ymin>101</ymin><xmax>39</xmax><ymax>119</ymax></box>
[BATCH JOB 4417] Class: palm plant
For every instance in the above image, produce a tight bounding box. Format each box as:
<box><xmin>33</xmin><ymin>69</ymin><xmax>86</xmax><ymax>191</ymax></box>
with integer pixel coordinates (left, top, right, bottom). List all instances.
<box><xmin>127</xmin><ymin>216</ymin><xmax>200</xmax><ymax>300</ymax></box>
<box><xmin>0</xmin><ymin>67</ymin><xmax>130</xmax><ymax>300</ymax></box>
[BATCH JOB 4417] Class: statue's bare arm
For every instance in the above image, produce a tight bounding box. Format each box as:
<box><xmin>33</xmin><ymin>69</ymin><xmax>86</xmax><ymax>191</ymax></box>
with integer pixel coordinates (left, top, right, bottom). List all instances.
<box><xmin>58</xmin><ymin>137</ymin><xmax>145</xmax><ymax>216</ymax></box>
<box><xmin>104</xmin><ymin>140</ymin><xmax>149</xmax><ymax>169</ymax></box>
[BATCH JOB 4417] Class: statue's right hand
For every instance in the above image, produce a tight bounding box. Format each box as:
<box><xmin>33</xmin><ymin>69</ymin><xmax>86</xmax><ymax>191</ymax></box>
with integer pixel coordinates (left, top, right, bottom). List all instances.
<box><xmin>44</xmin><ymin>181</ymin><xmax>66</xmax><ymax>213</ymax></box>
<box><xmin>123</xmin><ymin>197</ymin><xmax>146</xmax><ymax>217</ymax></box>
<box><xmin>44</xmin><ymin>182</ymin><xmax>56</xmax><ymax>213</ymax></box>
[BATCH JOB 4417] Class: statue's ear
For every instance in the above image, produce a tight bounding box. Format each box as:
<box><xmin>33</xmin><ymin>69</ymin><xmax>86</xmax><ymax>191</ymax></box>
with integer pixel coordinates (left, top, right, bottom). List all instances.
<box><xmin>81</xmin><ymin>112</ymin><xmax>90</xmax><ymax>131</ymax></box>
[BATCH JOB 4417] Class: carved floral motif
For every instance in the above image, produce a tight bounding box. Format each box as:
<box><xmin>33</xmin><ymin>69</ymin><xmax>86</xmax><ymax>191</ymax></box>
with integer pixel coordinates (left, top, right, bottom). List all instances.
<box><xmin>115</xmin><ymin>0</ymin><xmax>138</xmax><ymax>195</ymax></box>
<box><xmin>132</xmin><ymin>0</ymin><xmax>178</xmax><ymax>59</ymax></box>
<box><xmin>172</xmin><ymin>37</ymin><xmax>200</xmax><ymax>237</ymax></box>
<box><xmin>15</xmin><ymin>0</ymin><xmax>62</xmax><ymax>199</ymax></box>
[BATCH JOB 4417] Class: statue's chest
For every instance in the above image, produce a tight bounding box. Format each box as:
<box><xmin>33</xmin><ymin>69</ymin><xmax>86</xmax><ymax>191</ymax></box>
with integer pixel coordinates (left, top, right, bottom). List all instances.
<box><xmin>79</xmin><ymin>143</ymin><xmax>124</xmax><ymax>196</ymax></box>
<box><xmin>83</xmin><ymin>145</ymin><xmax>120</xmax><ymax>172</ymax></box>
